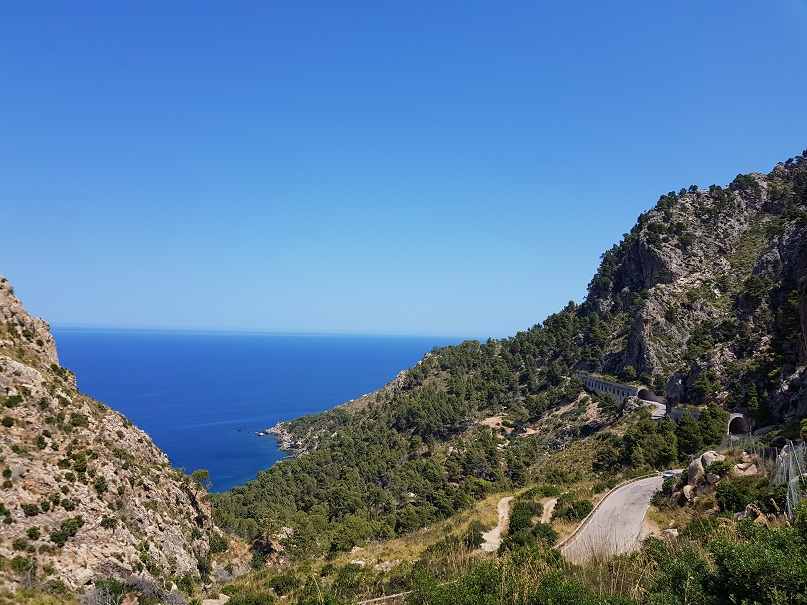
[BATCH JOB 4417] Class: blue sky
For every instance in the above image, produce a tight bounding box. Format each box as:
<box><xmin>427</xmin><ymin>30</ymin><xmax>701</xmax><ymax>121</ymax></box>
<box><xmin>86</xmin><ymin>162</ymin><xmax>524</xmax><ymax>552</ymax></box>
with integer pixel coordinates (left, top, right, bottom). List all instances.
<box><xmin>3</xmin><ymin>2</ymin><xmax>807</xmax><ymax>338</ymax></box>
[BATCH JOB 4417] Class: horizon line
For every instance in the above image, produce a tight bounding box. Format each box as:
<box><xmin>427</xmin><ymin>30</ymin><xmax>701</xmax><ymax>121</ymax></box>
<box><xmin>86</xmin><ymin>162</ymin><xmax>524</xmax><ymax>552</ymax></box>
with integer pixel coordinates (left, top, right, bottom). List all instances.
<box><xmin>51</xmin><ymin>323</ymin><xmax>495</xmax><ymax>342</ymax></box>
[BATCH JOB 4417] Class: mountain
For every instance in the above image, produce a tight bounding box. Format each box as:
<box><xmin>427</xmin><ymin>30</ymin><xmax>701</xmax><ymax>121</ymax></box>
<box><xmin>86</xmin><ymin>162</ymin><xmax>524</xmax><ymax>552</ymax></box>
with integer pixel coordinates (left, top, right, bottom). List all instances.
<box><xmin>213</xmin><ymin>149</ymin><xmax>807</xmax><ymax>557</ymax></box>
<box><xmin>582</xmin><ymin>155</ymin><xmax>807</xmax><ymax>422</ymax></box>
<box><xmin>0</xmin><ymin>277</ymin><xmax>220</xmax><ymax>597</ymax></box>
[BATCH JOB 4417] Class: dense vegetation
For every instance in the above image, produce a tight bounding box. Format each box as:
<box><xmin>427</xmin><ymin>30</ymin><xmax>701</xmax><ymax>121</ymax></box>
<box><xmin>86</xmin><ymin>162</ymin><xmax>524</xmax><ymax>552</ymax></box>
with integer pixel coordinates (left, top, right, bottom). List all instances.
<box><xmin>213</xmin><ymin>307</ymin><xmax>607</xmax><ymax>555</ymax></box>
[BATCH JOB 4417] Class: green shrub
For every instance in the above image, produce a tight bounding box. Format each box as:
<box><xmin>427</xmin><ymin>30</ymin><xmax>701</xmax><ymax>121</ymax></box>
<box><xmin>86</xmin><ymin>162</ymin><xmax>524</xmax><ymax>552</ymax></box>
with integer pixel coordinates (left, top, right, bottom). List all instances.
<box><xmin>508</xmin><ymin>500</ymin><xmax>542</xmax><ymax>534</ymax></box>
<box><xmin>644</xmin><ymin>538</ymin><xmax>713</xmax><ymax>604</ymax></box>
<box><xmin>21</xmin><ymin>503</ymin><xmax>40</xmax><ymax>517</ymax></box>
<box><xmin>227</xmin><ymin>591</ymin><xmax>277</xmax><ymax>605</ymax></box>
<box><xmin>679</xmin><ymin>516</ymin><xmax>721</xmax><ymax>542</ymax></box>
<box><xmin>2</xmin><ymin>416</ymin><xmax>14</xmax><ymax>428</ymax></box>
<box><xmin>533</xmin><ymin>522</ymin><xmax>558</xmax><ymax>545</ymax></box>
<box><xmin>705</xmin><ymin>460</ymin><xmax>731</xmax><ymax>477</ymax></box>
<box><xmin>3</xmin><ymin>395</ymin><xmax>22</xmax><ymax>408</ymax></box>
<box><xmin>553</xmin><ymin>496</ymin><xmax>593</xmax><ymax>521</ymax></box>
<box><xmin>209</xmin><ymin>530</ymin><xmax>228</xmax><ymax>554</ymax></box>
<box><xmin>714</xmin><ymin>476</ymin><xmax>783</xmax><ymax>514</ymax></box>
<box><xmin>50</xmin><ymin>516</ymin><xmax>84</xmax><ymax>547</ymax></box>
<box><xmin>94</xmin><ymin>476</ymin><xmax>108</xmax><ymax>494</ymax></box>
<box><xmin>709</xmin><ymin>521</ymin><xmax>807</xmax><ymax>604</ymax></box>
<box><xmin>461</xmin><ymin>515</ymin><xmax>483</xmax><ymax>543</ymax></box>
<box><xmin>26</xmin><ymin>527</ymin><xmax>40</xmax><ymax>540</ymax></box>
<box><xmin>10</xmin><ymin>556</ymin><xmax>35</xmax><ymax>576</ymax></box>
<box><xmin>269</xmin><ymin>573</ymin><xmax>299</xmax><ymax>595</ymax></box>
<box><xmin>69</xmin><ymin>413</ymin><xmax>89</xmax><ymax>428</ymax></box>
<box><xmin>408</xmin><ymin>560</ymin><xmax>500</xmax><ymax>605</ymax></box>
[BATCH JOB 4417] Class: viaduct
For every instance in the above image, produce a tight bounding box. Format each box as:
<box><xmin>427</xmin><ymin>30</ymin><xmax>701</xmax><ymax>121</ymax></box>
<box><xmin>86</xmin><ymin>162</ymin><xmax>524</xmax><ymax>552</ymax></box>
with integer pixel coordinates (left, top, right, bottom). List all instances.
<box><xmin>576</xmin><ymin>371</ymin><xmax>750</xmax><ymax>433</ymax></box>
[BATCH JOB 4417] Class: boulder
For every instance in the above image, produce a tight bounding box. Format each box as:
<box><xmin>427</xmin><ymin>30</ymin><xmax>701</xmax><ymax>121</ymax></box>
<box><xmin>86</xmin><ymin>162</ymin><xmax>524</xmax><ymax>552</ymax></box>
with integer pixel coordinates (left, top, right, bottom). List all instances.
<box><xmin>731</xmin><ymin>462</ymin><xmax>758</xmax><ymax>477</ymax></box>
<box><xmin>663</xmin><ymin>528</ymin><xmax>679</xmax><ymax>538</ymax></box>
<box><xmin>687</xmin><ymin>457</ymin><xmax>705</xmax><ymax>486</ymax></box>
<box><xmin>701</xmin><ymin>451</ymin><xmax>725</xmax><ymax>468</ymax></box>
<box><xmin>706</xmin><ymin>472</ymin><xmax>721</xmax><ymax>485</ymax></box>
<box><xmin>682</xmin><ymin>484</ymin><xmax>696</xmax><ymax>503</ymax></box>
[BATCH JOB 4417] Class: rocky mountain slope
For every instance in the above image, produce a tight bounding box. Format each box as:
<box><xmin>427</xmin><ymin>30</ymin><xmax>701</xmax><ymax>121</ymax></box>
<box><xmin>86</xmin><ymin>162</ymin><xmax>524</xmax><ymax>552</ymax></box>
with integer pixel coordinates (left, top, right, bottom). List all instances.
<box><xmin>0</xmin><ymin>276</ymin><xmax>218</xmax><ymax>595</ymax></box>
<box><xmin>581</xmin><ymin>151</ymin><xmax>807</xmax><ymax>422</ymax></box>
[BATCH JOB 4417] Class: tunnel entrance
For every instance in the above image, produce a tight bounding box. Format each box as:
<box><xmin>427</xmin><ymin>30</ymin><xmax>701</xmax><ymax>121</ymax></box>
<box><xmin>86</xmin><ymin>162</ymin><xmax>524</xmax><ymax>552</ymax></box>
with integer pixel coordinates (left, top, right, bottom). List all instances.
<box><xmin>728</xmin><ymin>415</ymin><xmax>751</xmax><ymax>435</ymax></box>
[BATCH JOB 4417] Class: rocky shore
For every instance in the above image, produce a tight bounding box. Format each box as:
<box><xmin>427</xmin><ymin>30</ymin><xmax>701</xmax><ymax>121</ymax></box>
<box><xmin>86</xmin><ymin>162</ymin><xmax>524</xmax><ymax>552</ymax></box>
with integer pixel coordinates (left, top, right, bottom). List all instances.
<box><xmin>265</xmin><ymin>421</ymin><xmax>305</xmax><ymax>455</ymax></box>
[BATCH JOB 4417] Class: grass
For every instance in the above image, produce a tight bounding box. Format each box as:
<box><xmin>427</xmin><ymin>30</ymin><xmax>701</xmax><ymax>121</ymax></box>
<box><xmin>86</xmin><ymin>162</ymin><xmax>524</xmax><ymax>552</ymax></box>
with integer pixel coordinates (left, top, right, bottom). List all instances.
<box><xmin>328</xmin><ymin>491</ymin><xmax>507</xmax><ymax>568</ymax></box>
<box><xmin>0</xmin><ymin>590</ymin><xmax>77</xmax><ymax>605</ymax></box>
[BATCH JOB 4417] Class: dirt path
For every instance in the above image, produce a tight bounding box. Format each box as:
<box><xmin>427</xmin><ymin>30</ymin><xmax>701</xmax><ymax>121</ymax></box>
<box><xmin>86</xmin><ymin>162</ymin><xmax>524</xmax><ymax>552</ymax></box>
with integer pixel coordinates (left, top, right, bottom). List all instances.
<box><xmin>540</xmin><ymin>497</ymin><xmax>557</xmax><ymax>523</ymax></box>
<box><xmin>480</xmin><ymin>496</ymin><xmax>513</xmax><ymax>553</ymax></box>
<box><xmin>560</xmin><ymin>475</ymin><xmax>663</xmax><ymax>563</ymax></box>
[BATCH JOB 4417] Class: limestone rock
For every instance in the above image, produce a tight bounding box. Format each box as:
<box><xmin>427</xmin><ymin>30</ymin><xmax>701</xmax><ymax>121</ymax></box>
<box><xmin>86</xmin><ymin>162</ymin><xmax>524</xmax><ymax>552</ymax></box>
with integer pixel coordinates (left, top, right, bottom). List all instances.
<box><xmin>682</xmin><ymin>485</ymin><xmax>696</xmax><ymax>503</ymax></box>
<box><xmin>701</xmin><ymin>451</ymin><xmax>725</xmax><ymax>468</ymax></box>
<box><xmin>687</xmin><ymin>457</ymin><xmax>705</xmax><ymax>486</ymax></box>
<box><xmin>731</xmin><ymin>462</ymin><xmax>759</xmax><ymax>477</ymax></box>
<box><xmin>0</xmin><ymin>275</ymin><xmax>216</xmax><ymax>592</ymax></box>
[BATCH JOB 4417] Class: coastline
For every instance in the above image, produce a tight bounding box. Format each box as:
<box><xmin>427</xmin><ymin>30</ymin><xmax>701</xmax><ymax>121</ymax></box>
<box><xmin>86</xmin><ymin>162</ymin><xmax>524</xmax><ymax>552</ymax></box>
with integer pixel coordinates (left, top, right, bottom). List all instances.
<box><xmin>265</xmin><ymin>421</ymin><xmax>304</xmax><ymax>455</ymax></box>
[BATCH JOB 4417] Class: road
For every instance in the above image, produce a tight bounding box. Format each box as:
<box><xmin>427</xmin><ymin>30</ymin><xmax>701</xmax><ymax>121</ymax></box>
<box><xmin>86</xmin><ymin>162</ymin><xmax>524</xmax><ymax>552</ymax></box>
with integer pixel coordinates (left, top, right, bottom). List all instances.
<box><xmin>560</xmin><ymin>475</ymin><xmax>663</xmax><ymax>564</ymax></box>
<box><xmin>479</xmin><ymin>496</ymin><xmax>513</xmax><ymax>552</ymax></box>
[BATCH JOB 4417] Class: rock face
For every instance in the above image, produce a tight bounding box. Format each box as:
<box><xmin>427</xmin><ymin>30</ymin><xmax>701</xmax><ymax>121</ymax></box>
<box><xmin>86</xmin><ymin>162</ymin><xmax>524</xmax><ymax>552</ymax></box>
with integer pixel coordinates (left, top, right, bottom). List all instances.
<box><xmin>687</xmin><ymin>457</ymin><xmax>705</xmax><ymax>486</ymax></box>
<box><xmin>701</xmin><ymin>451</ymin><xmax>725</xmax><ymax>468</ymax></box>
<box><xmin>582</xmin><ymin>151</ymin><xmax>807</xmax><ymax>422</ymax></box>
<box><xmin>0</xmin><ymin>276</ymin><xmax>217</xmax><ymax>591</ymax></box>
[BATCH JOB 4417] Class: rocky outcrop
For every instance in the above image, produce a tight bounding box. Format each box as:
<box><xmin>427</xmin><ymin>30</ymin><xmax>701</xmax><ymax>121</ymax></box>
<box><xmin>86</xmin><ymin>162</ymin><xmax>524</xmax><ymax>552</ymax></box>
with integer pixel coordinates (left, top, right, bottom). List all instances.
<box><xmin>583</xmin><ymin>151</ymin><xmax>807</xmax><ymax>421</ymax></box>
<box><xmin>0</xmin><ymin>276</ymin><xmax>218</xmax><ymax>592</ymax></box>
<box><xmin>687</xmin><ymin>456</ymin><xmax>705</xmax><ymax>487</ymax></box>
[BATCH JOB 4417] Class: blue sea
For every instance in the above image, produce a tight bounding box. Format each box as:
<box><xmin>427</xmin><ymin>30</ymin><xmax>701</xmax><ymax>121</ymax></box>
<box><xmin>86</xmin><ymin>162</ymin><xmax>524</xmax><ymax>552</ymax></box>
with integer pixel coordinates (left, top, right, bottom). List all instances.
<box><xmin>53</xmin><ymin>329</ymin><xmax>460</xmax><ymax>492</ymax></box>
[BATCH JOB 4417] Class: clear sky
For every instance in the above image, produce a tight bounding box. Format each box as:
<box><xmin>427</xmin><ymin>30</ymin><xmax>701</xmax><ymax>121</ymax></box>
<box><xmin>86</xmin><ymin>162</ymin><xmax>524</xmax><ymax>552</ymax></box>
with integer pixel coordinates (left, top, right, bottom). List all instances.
<box><xmin>3</xmin><ymin>2</ymin><xmax>807</xmax><ymax>338</ymax></box>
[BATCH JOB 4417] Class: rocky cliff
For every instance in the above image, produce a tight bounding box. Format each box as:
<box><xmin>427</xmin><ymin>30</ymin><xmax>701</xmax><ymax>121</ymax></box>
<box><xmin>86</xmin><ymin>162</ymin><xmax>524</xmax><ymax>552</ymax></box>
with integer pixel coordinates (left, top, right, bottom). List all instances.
<box><xmin>0</xmin><ymin>276</ymin><xmax>219</xmax><ymax>595</ymax></box>
<box><xmin>576</xmin><ymin>151</ymin><xmax>807</xmax><ymax>423</ymax></box>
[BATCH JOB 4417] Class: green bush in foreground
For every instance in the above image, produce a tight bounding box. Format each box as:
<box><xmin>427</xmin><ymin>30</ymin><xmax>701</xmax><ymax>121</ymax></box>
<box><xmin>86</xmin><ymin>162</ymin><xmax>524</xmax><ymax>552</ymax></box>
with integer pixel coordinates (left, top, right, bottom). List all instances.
<box><xmin>552</xmin><ymin>495</ymin><xmax>593</xmax><ymax>521</ymax></box>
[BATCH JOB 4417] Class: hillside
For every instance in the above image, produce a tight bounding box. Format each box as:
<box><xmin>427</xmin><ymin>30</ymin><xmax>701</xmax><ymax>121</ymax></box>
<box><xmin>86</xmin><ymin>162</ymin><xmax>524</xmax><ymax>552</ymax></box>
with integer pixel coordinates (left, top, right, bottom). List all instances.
<box><xmin>213</xmin><ymin>149</ymin><xmax>807</xmax><ymax>559</ymax></box>
<box><xmin>0</xmin><ymin>277</ymin><xmax>223</xmax><ymax>601</ymax></box>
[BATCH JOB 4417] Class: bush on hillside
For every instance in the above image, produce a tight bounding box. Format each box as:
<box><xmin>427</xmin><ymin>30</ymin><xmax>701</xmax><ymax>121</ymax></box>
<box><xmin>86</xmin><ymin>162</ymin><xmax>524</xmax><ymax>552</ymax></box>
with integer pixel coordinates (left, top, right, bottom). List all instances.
<box><xmin>552</xmin><ymin>496</ymin><xmax>593</xmax><ymax>521</ymax></box>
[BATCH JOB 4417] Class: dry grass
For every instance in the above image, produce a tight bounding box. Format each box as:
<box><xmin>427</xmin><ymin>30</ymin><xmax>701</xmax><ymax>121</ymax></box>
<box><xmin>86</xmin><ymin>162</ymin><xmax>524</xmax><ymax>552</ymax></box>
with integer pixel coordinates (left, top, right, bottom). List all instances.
<box><xmin>563</xmin><ymin>535</ymin><xmax>714</xmax><ymax>602</ymax></box>
<box><xmin>328</xmin><ymin>491</ymin><xmax>509</xmax><ymax>568</ymax></box>
<box><xmin>646</xmin><ymin>503</ymin><xmax>695</xmax><ymax>532</ymax></box>
<box><xmin>0</xmin><ymin>590</ymin><xmax>77</xmax><ymax>605</ymax></box>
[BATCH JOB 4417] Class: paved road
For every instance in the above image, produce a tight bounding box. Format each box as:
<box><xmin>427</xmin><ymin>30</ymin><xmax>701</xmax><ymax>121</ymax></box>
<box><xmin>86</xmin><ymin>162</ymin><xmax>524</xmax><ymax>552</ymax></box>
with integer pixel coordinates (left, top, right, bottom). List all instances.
<box><xmin>480</xmin><ymin>496</ymin><xmax>513</xmax><ymax>552</ymax></box>
<box><xmin>560</xmin><ymin>475</ymin><xmax>663</xmax><ymax>564</ymax></box>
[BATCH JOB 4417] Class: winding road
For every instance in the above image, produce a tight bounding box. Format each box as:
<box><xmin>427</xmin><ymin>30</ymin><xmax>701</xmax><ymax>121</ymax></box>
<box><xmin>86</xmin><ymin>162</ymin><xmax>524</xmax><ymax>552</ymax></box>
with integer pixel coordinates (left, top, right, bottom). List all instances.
<box><xmin>560</xmin><ymin>475</ymin><xmax>664</xmax><ymax>564</ymax></box>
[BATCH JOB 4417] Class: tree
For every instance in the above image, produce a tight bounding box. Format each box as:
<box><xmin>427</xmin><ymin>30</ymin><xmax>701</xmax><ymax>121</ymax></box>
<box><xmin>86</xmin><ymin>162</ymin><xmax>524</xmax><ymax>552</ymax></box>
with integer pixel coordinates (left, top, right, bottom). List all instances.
<box><xmin>690</xmin><ymin>371</ymin><xmax>717</xmax><ymax>404</ymax></box>
<box><xmin>676</xmin><ymin>413</ymin><xmax>704</xmax><ymax>456</ymax></box>
<box><xmin>697</xmin><ymin>405</ymin><xmax>729</xmax><ymax>446</ymax></box>
<box><xmin>191</xmin><ymin>469</ymin><xmax>212</xmax><ymax>490</ymax></box>
<box><xmin>746</xmin><ymin>384</ymin><xmax>760</xmax><ymax>420</ymax></box>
